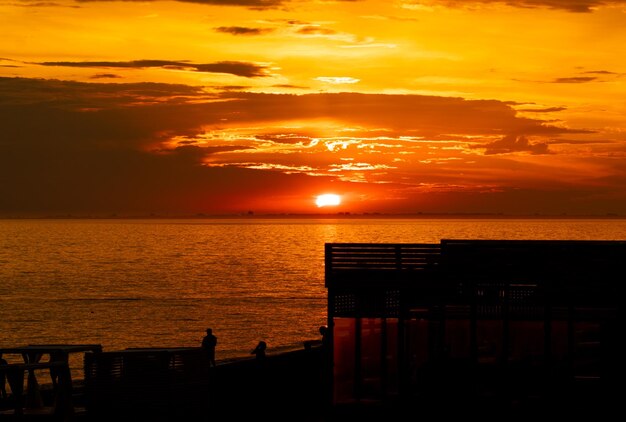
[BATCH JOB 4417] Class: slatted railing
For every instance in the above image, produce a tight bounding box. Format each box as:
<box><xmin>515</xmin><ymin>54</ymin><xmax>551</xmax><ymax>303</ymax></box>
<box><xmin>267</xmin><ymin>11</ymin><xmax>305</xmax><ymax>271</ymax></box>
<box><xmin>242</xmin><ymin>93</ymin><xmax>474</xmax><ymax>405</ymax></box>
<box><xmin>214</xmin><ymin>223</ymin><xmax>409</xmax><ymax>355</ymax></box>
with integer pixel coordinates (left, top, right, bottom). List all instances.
<box><xmin>83</xmin><ymin>348</ymin><xmax>210</xmax><ymax>421</ymax></box>
<box><xmin>325</xmin><ymin>243</ymin><xmax>441</xmax><ymax>273</ymax></box>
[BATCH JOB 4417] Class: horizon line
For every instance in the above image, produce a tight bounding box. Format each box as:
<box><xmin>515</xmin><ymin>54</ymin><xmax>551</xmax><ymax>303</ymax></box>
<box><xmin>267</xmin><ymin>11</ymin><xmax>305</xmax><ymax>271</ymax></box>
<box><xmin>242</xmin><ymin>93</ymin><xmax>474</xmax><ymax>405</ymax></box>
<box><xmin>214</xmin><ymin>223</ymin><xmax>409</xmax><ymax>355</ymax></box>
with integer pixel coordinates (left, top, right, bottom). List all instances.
<box><xmin>1</xmin><ymin>211</ymin><xmax>624</xmax><ymax>220</ymax></box>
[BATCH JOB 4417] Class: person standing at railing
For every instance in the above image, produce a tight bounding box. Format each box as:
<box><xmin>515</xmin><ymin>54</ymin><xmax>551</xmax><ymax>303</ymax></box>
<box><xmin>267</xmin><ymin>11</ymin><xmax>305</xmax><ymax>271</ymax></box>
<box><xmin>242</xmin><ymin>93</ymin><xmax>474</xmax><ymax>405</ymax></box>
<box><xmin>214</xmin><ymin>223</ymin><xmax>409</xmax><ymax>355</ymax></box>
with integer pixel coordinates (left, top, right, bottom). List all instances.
<box><xmin>202</xmin><ymin>328</ymin><xmax>218</xmax><ymax>367</ymax></box>
<box><xmin>251</xmin><ymin>341</ymin><xmax>266</xmax><ymax>361</ymax></box>
<box><xmin>0</xmin><ymin>353</ymin><xmax>8</xmax><ymax>400</ymax></box>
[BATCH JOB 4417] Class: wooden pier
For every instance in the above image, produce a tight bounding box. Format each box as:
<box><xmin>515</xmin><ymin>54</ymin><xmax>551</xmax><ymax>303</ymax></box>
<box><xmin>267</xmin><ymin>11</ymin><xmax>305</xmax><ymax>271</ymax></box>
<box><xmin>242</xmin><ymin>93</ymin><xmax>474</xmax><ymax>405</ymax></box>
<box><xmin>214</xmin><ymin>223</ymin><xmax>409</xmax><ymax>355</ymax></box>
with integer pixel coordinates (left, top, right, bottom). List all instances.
<box><xmin>325</xmin><ymin>240</ymin><xmax>625</xmax><ymax>416</ymax></box>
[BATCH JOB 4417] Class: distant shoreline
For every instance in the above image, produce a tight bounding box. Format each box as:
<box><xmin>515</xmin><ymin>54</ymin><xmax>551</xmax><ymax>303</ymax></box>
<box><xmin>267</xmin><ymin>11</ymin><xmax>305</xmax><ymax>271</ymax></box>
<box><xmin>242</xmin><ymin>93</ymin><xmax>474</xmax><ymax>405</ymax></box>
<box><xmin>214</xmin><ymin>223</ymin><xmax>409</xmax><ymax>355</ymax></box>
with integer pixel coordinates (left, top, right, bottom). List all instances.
<box><xmin>1</xmin><ymin>212</ymin><xmax>624</xmax><ymax>220</ymax></box>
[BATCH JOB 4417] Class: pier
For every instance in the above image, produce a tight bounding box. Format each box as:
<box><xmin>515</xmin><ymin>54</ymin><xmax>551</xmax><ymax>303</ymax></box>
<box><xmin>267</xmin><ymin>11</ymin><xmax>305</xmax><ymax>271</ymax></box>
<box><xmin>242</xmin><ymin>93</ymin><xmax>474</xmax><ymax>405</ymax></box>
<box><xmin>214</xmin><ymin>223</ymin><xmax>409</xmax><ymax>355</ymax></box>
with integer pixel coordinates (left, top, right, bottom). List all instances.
<box><xmin>325</xmin><ymin>240</ymin><xmax>625</xmax><ymax>416</ymax></box>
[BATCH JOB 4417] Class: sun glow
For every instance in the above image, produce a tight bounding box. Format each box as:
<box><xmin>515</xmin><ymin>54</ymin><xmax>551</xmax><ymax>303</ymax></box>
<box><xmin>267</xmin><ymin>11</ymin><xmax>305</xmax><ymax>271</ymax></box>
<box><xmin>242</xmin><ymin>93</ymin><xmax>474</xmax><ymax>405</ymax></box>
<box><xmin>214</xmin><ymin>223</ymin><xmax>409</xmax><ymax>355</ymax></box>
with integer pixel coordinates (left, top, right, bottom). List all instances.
<box><xmin>315</xmin><ymin>194</ymin><xmax>341</xmax><ymax>207</ymax></box>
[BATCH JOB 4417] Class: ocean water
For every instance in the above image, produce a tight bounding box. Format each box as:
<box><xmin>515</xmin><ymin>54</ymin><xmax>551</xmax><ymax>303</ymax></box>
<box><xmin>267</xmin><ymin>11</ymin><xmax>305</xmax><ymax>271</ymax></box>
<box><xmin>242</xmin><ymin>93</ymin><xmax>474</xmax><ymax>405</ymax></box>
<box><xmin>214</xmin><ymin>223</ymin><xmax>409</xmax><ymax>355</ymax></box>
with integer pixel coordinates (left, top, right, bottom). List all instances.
<box><xmin>1</xmin><ymin>217</ymin><xmax>625</xmax><ymax>363</ymax></box>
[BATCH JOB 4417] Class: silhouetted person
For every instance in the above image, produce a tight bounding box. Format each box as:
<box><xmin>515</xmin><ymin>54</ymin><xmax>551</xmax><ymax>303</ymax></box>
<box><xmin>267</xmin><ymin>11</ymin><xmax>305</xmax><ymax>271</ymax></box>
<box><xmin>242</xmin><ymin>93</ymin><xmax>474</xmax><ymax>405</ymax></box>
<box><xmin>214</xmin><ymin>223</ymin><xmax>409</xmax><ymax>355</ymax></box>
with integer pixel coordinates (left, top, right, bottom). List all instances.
<box><xmin>249</xmin><ymin>341</ymin><xmax>268</xmax><ymax>409</ymax></box>
<box><xmin>319</xmin><ymin>325</ymin><xmax>329</xmax><ymax>349</ymax></box>
<box><xmin>202</xmin><ymin>328</ymin><xmax>217</xmax><ymax>367</ymax></box>
<box><xmin>0</xmin><ymin>354</ymin><xmax>7</xmax><ymax>400</ymax></box>
<box><xmin>251</xmin><ymin>341</ymin><xmax>267</xmax><ymax>360</ymax></box>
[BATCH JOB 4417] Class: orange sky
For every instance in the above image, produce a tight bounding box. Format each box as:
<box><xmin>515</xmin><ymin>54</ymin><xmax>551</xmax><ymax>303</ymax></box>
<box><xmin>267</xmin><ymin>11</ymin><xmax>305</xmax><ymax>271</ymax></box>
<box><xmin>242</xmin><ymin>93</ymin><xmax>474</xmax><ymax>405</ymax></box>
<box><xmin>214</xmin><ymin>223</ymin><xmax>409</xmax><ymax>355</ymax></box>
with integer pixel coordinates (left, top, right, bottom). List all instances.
<box><xmin>1</xmin><ymin>0</ymin><xmax>625</xmax><ymax>216</ymax></box>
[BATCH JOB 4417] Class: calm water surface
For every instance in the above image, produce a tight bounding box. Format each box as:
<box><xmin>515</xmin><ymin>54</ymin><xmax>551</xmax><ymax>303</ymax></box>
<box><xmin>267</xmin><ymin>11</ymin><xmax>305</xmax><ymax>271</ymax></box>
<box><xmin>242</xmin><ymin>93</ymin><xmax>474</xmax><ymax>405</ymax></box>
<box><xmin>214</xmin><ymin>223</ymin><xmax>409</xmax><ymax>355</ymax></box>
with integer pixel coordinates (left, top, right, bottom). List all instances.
<box><xmin>1</xmin><ymin>218</ymin><xmax>625</xmax><ymax>362</ymax></box>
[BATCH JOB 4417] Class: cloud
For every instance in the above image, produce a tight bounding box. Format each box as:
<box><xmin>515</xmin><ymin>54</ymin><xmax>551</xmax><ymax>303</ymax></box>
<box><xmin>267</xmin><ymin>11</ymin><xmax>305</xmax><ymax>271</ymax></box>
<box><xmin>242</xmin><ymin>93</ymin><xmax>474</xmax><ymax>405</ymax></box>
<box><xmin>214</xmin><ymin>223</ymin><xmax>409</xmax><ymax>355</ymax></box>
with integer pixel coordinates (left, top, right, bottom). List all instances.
<box><xmin>287</xmin><ymin>21</ymin><xmax>376</xmax><ymax>45</ymax></box>
<box><xmin>0</xmin><ymin>58</ymin><xmax>21</xmax><ymax>68</ymax></box>
<box><xmin>582</xmin><ymin>70</ymin><xmax>618</xmax><ymax>75</ymax></box>
<box><xmin>75</xmin><ymin>0</ymin><xmax>285</xmax><ymax>9</ymax></box>
<box><xmin>478</xmin><ymin>135</ymin><xmax>551</xmax><ymax>155</ymax></box>
<box><xmin>214</xmin><ymin>26</ymin><xmax>275</xmax><ymax>35</ymax></box>
<box><xmin>548</xmin><ymin>138</ymin><xmax>610</xmax><ymax>145</ymax></box>
<box><xmin>13</xmin><ymin>1</ymin><xmax>79</xmax><ymax>8</ymax></box>
<box><xmin>211</xmin><ymin>85</ymin><xmax>250</xmax><ymax>91</ymax></box>
<box><xmin>35</xmin><ymin>59</ymin><xmax>271</xmax><ymax>78</ymax></box>
<box><xmin>90</xmin><ymin>73</ymin><xmax>122</xmax><ymax>79</ymax></box>
<box><xmin>19</xmin><ymin>0</ymin><xmax>626</xmax><ymax>13</ymax></box>
<box><xmin>515</xmin><ymin>106</ymin><xmax>566</xmax><ymax>113</ymax></box>
<box><xmin>552</xmin><ymin>76</ymin><xmax>597</xmax><ymax>83</ymax></box>
<box><xmin>315</xmin><ymin>76</ymin><xmax>360</xmax><ymax>84</ymax></box>
<box><xmin>0</xmin><ymin>77</ymin><xmax>581</xmax><ymax>138</ymax></box>
<box><xmin>402</xmin><ymin>0</ymin><xmax>626</xmax><ymax>13</ymax></box>
<box><xmin>2</xmin><ymin>76</ymin><xmax>620</xmax><ymax>217</ymax></box>
<box><xmin>272</xmin><ymin>83</ymin><xmax>309</xmax><ymax>89</ymax></box>
<box><xmin>296</xmin><ymin>26</ymin><xmax>338</xmax><ymax>36</ymax></box>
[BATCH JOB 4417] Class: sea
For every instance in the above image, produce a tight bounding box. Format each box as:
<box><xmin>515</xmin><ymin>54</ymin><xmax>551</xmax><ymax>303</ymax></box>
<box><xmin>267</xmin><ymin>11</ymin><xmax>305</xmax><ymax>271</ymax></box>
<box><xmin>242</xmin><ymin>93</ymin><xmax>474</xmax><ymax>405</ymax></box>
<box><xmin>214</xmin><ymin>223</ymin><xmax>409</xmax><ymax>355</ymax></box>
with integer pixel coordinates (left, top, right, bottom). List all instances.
<box><xmin>2</xmin><ymin>217</ymin><xmax>625</xmax><ymax>367</ymax></box>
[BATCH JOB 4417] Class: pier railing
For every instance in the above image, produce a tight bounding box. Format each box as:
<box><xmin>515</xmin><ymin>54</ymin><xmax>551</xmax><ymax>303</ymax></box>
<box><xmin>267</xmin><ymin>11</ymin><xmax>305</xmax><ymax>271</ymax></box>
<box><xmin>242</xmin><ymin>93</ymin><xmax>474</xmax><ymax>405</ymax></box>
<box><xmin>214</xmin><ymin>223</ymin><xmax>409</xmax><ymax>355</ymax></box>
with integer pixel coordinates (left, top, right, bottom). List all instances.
<box><xmin>325</xmin><ymin>243</ymin><xmax>442</xmax><ymax>286</ymax></box>
<box><xmin>83</xmin><ymin>348</ymin><xmax>210</xmax><ymax>421</ymax></box>
<box><xmin>326</xmin><ymin>239</ymin><xmax>626</xmax><ymax>299</ymax></box>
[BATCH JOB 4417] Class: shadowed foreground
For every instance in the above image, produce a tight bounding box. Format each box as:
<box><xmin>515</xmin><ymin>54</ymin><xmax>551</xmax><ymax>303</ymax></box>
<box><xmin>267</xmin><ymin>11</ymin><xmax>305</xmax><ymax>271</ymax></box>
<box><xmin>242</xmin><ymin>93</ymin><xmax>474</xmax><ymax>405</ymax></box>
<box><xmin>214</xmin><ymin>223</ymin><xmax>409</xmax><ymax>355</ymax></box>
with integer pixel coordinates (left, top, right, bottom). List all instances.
<box><xmin>79</xmin><ymin>340</ymin><xmax>620</xmax><ymax>421</ymax></box>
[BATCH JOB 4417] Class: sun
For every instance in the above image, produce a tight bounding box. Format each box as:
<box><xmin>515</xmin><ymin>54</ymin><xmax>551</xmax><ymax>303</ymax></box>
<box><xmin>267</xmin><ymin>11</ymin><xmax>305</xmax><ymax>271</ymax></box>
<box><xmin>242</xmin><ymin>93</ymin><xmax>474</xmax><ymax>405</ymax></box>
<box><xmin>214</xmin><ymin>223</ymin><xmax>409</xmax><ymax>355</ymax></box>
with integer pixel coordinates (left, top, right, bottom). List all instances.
<box><xmin>315</xmin><ymin>194</ymin><xmax>342</xmax><ymax>207</ymax></box>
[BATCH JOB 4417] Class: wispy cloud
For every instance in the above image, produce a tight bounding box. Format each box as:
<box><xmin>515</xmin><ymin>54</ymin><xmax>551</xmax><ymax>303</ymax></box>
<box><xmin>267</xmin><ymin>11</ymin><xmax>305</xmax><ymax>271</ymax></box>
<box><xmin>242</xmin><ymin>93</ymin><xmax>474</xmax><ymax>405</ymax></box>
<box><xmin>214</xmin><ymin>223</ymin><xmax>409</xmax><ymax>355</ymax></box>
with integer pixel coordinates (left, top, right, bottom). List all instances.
<box><xmin>582</xmin><ymin>70</ymin><xmax>618</xmax><ymax>75</ymax></box>
<box><xmin>515</xmin><ymin>106</ymin><xmax>566</xmax><ymax>113</ymax></box>
<box><xmin>296</xmin><ymin>25</ymin><xmax>338</xmax><ymax>36</ymax></box>
<box><xmin>478</xmin><ymin>135</ymin><xmax>551</xmax><ymax>155</ymax></box>
<box><xmin>75</xmin><ymin>0</ymin><xmax>285</xmax><ymax>9</ymax></box>
<box><xmin>315</xmin><ymin>76</ymin><xmax>360</xmax><ymax>84</ymax></box>
<box><xmin>13</xmin><ymin>1</ymin><xmax>79</xmax><ymax>8</ymax></box>
<box><xmin>90</xmin><ymin>73</ymin><xmax>122</xmax><ymax>79</ymax></box>
<box><xmin>35</xmin><ymin>59</ymin><xmax>271</xmax><ymax>78</ymax></box>
<box><xmin>215</xmin><ymin>26</ymin><xmax>275</xmax><ymax>35</ymax></box>
<box><xmin>552</xmin><ymin>76</ymin><xmax>597</xmax><ymax>83</ymax></box>
<box><xmin>401</xmin><ymin>0</ymin><xmax>626</xmax><ymax>13</ymax></box>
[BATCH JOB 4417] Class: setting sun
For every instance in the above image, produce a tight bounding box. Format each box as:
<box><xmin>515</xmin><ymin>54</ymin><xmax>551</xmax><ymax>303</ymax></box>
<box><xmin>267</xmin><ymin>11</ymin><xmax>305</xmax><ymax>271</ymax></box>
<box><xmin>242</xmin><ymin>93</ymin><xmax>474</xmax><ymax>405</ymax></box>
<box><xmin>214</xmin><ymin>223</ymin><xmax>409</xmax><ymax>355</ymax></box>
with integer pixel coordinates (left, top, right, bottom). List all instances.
<box><xmin>315</xmin><ymin>194</ymin><xmax>342</xmax><ymax>208</ymax></box>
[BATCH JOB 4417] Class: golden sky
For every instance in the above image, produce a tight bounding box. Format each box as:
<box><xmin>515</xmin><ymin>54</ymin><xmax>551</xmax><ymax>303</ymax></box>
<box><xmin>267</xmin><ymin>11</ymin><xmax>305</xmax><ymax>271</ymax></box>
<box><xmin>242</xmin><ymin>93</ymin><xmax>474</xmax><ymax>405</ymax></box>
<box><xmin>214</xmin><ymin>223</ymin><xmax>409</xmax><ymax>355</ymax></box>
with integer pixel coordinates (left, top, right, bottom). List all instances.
<box><xmin>1</xmin><ymin>0</ymin><xmax>625</xmax><ymax>216</ymax></box>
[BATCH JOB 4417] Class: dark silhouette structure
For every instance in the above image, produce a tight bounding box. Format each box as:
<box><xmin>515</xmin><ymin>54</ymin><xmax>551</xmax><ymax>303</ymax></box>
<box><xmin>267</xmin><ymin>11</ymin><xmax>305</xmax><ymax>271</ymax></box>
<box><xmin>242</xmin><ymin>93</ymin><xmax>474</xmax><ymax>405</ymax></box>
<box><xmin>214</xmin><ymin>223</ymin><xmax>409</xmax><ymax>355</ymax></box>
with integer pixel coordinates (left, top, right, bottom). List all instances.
<box><xmin>201</xmin><ymin>328</ymin><xmax>217</xmax><ymax>367</ymax></box>
<box><xmin>324</xmin><ymin>240</ymin><xmax>625</xmax><ymax>416</ymax></box>
<box><xmin>83</xmin><ymin>347</ymin><xmax>211</xmax><ymax>421</ymax></box>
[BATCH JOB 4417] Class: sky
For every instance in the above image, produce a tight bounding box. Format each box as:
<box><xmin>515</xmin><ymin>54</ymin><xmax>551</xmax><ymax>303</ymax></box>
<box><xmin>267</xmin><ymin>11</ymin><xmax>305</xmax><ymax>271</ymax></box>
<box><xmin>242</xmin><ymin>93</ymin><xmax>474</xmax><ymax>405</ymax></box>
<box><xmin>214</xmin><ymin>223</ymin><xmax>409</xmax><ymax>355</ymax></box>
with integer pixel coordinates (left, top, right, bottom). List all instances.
<box><xmin>1</xmin><ymin>0</ymin><xmax>625</xmax><ymax>217</ymax></box>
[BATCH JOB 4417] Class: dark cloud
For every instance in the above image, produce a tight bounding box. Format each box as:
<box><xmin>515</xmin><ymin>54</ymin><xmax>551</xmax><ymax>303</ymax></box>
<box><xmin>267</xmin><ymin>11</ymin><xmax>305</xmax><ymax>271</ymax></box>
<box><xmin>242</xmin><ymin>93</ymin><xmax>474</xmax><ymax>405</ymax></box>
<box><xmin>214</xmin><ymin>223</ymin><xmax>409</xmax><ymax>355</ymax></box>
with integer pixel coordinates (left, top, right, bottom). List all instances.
<box><xmin>194</xmin><ymin>62</ymin><xmax>270</xmax><ymax>77</ymax></box>
<box><xmin>255</xmin><ymin>133</ymin><xmax>313</xmax><ymax>144</ymax></box>
<box><xmin>19</xmin><ymin>0</ymin><xmax>626</xmax><ymax>13</ymax></box>
<box><xmin>552</xmin><ymin>76</ymin><xmax>597</xmax><ymax>83</ymax></box>
<box><xmin>215</xmin><ymin>26</ymin><xmax>274</xmax><ymax>35</ymax></box>
<box><xmin>0</xmin><ymin>77</ymin><xmax>604</xmax><ymax>217</ymax></box>
<box><xmin>416</xmin><ymin>1</ymin><xmax>626</xmax><ymax>13</ymax></box>
<box><xmin>548</xmin><ymin>138</ymin><xmax>611</xmax><ymax>145</ymax></box>
<box><xmin>174</xmin><ymin>0</ymin><xmax>283</xmax><ymax>5</ymax></box>
<box><xmin>582</xmin><ymin>70</ymin><xmax>618</xmax><ymax>75</ymax></box>
<box><xmin>0</xmin><ymin>76</ymin><xmax>207</xmax><ymax>104</ymax></box>
<box><xmin>36</xmin><ymin>59</ymin><xmax>270</xmax><ymax>78</ymax></box>
<box><xmin>272</xmin><ymin>84</ymin><xmax>309</xmax><ymax>89</ymax></box>
<box><xmin>216</xmin><ymin>91</ymin><xmax>579</xmax><ymax>137</ymax></box>
<box><xmin>296</xmin><ymin>26</ymin><xmax>337</xmax><ymax>35</ymax></box>
<box><xmin>212</xmin><ymin>85</ymin><xmax>250</xmax><ymax>91</ymax></box>
<box><xmin>90</xmin><ymin>73</ymin><xmax>121</xmax><ymax>79</ymax></box>
<box><xmin>76</xmin><ymin>0</ymin><xmax>285</xmax><ymax>9</ymax></box>
<box><xmin>0</xmin><ymin>58</ymin><xmax>21</xmax><ymax>67</ymax></box>
<box><xmin>478</xmin><ymin>135</ymin><xmax>551</xmax><ymax>155</ymax></box>
<box><xmin>0</xmin><ymin>78</ymin><xmax>324</xmax><ymax>216</ymax></box>
<box><xmin>0</xmin><ymin>77</ymin><xmax>583</xmax><ymax>137</ymax></box>
<box><xmin>516</xmin><ymin>106</ymin><xmax>566</xmax><ymax>113</ymax></box>
<box><xmin>14</xmin><ymin>1</ymin><xmax>79</xmax><ymax>7</ymax></box>
<box><xmin>283</xmin><ymin>19</ymin><xmax>309</xmax><ymax>25</ymax></box>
